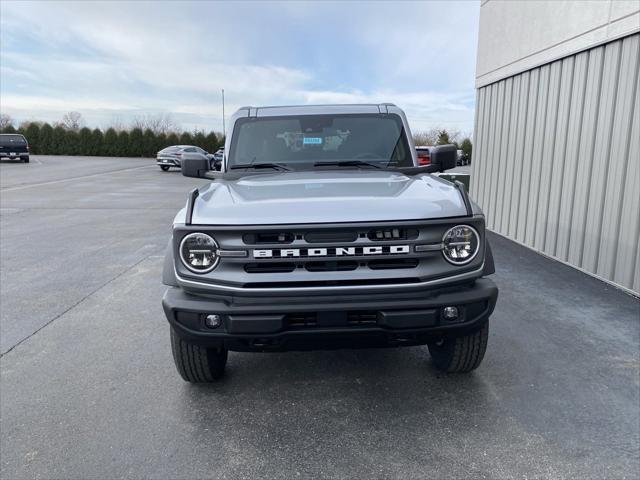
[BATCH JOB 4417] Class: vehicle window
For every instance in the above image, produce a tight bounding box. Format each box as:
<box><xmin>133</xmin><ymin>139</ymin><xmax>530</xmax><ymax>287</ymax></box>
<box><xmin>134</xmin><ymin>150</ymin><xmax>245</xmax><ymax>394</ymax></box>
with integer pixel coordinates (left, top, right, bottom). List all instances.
<box><xmin>0</xmin><ymin>135</ymin><xmax>27</xmax><ymax>147</ymax></box>
<box><xmin>195</xmin><ymin>147</ymin><xmax>205</xmax><ymax>154</ymax></box>
<box><xmin>228</xmin><ymin>114</ymin><xmax>412</xmax><ymax>169</ymax></box>
<box><xmin>183</xmin><ymin>147</ymin><xmax>196</xmax><ymax>153</ymax></box>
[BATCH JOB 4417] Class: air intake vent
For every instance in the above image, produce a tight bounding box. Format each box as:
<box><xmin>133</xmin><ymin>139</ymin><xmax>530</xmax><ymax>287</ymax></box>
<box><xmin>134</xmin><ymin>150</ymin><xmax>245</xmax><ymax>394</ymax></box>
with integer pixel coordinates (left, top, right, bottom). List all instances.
<box><xmin>305</xmin><ymin>230</ymin><xmax>358</xmax><ymax>243</ymax></box>
<box><xmin>243</xmin><ymin>232</ymin><xmax>294</xmax><ymax>244</ymax></box>
<box><xmin>368</xmin><ymin>259</ymin><xmax>419</xmax><ymax>270</ymax></box>
<box><xmin>305</xmin><ymin>261</ymin><xmax>358</xmax><ymax>272</ymax></box>
<box><xmin>244</xmin><ymin>263</ymin><xmax>296</xmax><ymax>273</ymax></box>
<box><xmin>286</xmin><ymin>313</ymin><xmax>317</xmax><ymax>327</ymax></box>
<box><xmin>367</xmin><ymin>228</ymin><xmax>418</xmax><ymax>241</ymax></box>
<box><xmin>347</xmin><ymin>311</ymin><xmax>378</xmax><ymax>325</ymax></box>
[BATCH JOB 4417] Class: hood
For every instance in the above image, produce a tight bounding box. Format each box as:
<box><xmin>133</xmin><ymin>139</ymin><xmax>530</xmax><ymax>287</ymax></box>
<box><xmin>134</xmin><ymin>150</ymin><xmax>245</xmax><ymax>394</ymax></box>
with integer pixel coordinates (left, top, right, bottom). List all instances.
<box><xmin>189</xmin><ymin>170</ymin><xmax>467</xmax><ymax>225</ymax></box>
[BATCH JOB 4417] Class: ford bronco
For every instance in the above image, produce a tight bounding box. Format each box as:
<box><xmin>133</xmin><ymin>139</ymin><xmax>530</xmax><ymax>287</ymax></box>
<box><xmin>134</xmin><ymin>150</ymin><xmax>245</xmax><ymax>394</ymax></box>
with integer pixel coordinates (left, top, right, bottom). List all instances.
<box><xmin>162</xmin><ymin>104</ymin><xmax>498</xmax><ymax>383</ymax></box>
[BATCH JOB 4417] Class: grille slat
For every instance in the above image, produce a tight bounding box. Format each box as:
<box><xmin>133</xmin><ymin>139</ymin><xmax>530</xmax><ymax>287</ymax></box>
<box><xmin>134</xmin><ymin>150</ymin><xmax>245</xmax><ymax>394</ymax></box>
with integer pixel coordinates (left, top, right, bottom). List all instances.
<box><xmin>305</xmin><ymin>261</ymin><xmax>358</xmax><ymax>272</ymax></box>
<box><xmin>305</xmin><ymin>231</ymin><xmax>358</xmax><ymax>243</ymax></box>
<box><xmin>244</xmin><ymin>263</ymin><xmax>296</xmax><ymax>273</ymax></box>
<box><xmin>369</xmin><ymin>259</ymin><xmax>419</xmax><ymax>270</ymax></box>
<box><xmin>243</xmin><ymin>232</ymin><xmax>294</xmax><ymax>244</ymax></box>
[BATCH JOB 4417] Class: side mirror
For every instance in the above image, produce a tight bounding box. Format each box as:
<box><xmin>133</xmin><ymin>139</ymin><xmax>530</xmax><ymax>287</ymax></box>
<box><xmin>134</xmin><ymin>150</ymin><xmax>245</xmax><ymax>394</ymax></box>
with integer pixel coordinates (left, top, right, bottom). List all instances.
<box><xmin>181</xmin><ymin>153</ymin><xmax>210</xmax><ymax>178</ymax></box>
<box><xmin>430</xmin><ymin>144</ymin><xmax>457</xmax><ymax>172</ymax></box>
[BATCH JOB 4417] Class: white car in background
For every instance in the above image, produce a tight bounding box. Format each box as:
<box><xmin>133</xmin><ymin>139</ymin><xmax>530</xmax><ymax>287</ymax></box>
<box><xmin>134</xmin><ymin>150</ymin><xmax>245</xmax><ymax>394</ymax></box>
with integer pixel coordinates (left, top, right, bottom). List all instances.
<box><xmin>157</xmin><ymin>145</ymin><xmax>213</xmax><ymax>172</ymax></box>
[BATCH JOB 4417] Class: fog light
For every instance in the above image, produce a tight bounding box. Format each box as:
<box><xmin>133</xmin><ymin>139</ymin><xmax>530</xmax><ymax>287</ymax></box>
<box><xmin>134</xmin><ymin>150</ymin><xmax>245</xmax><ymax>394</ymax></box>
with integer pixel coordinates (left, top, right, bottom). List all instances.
<box><xmin>205</xmin><ymin>314</ymin><xmax>222</xmax><ymax>328</ymax></box>
<box><xmin>442</xmin><ymin>306</ymin><xmax>459</xmax><ymax>321</ymax></box>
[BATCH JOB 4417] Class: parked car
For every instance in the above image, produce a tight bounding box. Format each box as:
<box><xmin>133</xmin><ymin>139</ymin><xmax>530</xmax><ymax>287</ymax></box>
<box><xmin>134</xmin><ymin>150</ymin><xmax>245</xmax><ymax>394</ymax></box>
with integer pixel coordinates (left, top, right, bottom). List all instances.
<box><xmin>162</xmin><ymin>103</ymin><xmax>498</xmax><ymax>383</ymax></box>
<box><xmin>456</xmin><ymin>149</ymin><xmax>469</xmax><ymax>166</ymax></box>
<box><xmin>212</xmin><ymin>147</ymin><xmax>224</xmax><ymax>170</ymax></box>
<box><xmin>415</xmin><ymin>146</ymin><xmax>433</xmax><ymax>166</ymax></box>
<box><xmin>0</xmin><ymin>134</ymin><xmax>29</xmax><ymax>163</ymax></box>
<box><xmin>156</xmin><ymin>145</ymin><xmax>213</xmax><ymax>171</ymax></box>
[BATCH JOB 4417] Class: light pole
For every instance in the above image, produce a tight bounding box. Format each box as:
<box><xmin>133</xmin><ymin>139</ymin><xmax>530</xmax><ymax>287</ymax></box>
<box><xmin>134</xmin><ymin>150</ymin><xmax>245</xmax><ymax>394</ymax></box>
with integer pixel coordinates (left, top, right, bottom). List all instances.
<box><xmin>221</xmin><ymin>89</ymin><xmax>225</xmax><ymax>139</ymax></box>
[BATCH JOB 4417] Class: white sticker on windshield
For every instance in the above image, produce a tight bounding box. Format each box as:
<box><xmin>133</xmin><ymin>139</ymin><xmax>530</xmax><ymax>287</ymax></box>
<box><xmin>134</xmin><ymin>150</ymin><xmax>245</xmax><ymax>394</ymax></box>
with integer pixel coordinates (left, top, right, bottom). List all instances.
<box><xmin>303</xmin><ymin>137</ymin><xmax>322</xmax><ymax>145</ymax></box>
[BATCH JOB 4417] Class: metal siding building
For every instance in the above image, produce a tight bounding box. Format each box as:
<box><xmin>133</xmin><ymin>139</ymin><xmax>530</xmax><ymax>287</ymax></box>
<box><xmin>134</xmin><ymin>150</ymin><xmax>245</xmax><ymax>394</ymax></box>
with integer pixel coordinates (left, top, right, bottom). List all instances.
<box><xmin>472</xmin><ymin>1</ymin><xmax>640</xmax><ymax>295</ymax></box>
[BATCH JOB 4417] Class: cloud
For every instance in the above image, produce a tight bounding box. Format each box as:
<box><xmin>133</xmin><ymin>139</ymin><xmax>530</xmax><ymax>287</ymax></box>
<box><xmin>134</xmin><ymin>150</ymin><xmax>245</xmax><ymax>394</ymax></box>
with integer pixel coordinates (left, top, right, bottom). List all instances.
<box><xmin>0</xmin><ymin>1</ymin><xmax>479</xmax><ymax>134</ymax></box>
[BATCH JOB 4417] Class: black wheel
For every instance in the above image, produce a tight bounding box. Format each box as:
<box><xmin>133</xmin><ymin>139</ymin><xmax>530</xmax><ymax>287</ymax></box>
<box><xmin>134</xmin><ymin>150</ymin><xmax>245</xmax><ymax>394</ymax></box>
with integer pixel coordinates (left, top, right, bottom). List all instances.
<box><xmin>170</xmin><ymin>328</ymin><xmax>227</xmax><ymax>383</ymax></box>
<box><xmin>428</xmin><ymin>322</ymin><xmax>488</xmax><ymax>373</ymax></box>
<box><xmin>160</xmin><ymin>165</ymin><xmax>170</xmax><ymax>171</ymax></box>
<box><xmin>23</xmin><ymin>157</ymin><xmax>30</xmax><ymax>163</ymax></box>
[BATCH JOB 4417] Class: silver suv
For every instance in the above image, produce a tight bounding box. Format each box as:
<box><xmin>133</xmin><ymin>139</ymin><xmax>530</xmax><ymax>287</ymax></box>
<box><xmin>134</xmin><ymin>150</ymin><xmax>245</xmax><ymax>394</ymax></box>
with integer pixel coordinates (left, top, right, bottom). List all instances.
<box><xmin>162</xmin><ymin>104</ymin><xmax>498</xmax><ymax>383</ymax></box>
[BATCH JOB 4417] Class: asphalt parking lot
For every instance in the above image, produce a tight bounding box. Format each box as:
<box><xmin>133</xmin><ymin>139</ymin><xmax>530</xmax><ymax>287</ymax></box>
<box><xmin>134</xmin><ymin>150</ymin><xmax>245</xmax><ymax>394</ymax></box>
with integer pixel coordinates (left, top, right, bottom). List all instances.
<box><xmin>1</xmin><ymin>156</ymin><xmax>638</xmax><ymax>479</ymax></box>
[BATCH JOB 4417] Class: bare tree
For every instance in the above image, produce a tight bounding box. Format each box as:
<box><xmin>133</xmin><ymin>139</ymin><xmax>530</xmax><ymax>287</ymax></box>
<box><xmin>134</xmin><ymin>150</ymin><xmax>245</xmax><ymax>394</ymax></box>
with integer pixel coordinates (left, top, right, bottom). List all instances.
<box><xmin>106</xmin><ymin>115</ymin><xmax>127</xmax><ymax>132</ymax></box>
<box><xmin>0</xmin><ymin>113</ymin><xmax>14</xmax><ymax>130</ymax></box>
<box><xmin>412</xmin><ymin>128</ymin><xmax>440</xmax><ymax>146</ymax></box>
<box><xmin>413</xmin><ymin>127</ymin><xmax>462</xmax><ymax>147</ymax></box>
<box><xmin>130</xmin><ymin>113</ymin><xmax>180</xmax><ymax>135</ymax></box>
<box><xmin>60</xmin><ymin>111</ymin><xmax>85</xmax><ymax>131</ymax></box>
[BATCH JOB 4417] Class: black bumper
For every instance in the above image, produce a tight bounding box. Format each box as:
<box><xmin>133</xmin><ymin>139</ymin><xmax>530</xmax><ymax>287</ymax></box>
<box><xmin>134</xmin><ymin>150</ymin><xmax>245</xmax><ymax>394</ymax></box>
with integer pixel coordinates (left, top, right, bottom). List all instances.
<box><xmin>163</xmin><ymin>279</ymin><xmax>498</xmax><ymax>352</ymax></box>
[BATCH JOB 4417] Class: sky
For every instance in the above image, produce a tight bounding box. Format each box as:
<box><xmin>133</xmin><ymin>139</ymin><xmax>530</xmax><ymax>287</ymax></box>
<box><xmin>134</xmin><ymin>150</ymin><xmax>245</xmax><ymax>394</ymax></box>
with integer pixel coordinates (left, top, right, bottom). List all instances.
<box><xmin>0</xmin><ymin>1</ymin><xmax>480</xmax><ymax>135</ymax></box>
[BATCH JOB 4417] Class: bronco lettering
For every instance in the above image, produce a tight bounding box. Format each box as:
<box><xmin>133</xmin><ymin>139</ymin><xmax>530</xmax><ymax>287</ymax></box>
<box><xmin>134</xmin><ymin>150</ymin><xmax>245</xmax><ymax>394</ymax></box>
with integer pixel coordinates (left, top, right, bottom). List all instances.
<box><xmin>253</xmin><ymin>245</ymin><xmax>410</xmax><ymax>258</ymax></box>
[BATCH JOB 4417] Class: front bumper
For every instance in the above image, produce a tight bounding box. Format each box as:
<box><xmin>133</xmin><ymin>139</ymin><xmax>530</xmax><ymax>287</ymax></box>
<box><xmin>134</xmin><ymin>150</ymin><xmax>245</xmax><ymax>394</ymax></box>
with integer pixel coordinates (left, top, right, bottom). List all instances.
<box><xmin>163</xmin><ymin>279</ymin><xmax>498</xmax><ymax>351</ymax></box>
<box><xmin>0</xmin><ymin>153</ymin><xmax>28</xmax><ymax>160</ymax></box>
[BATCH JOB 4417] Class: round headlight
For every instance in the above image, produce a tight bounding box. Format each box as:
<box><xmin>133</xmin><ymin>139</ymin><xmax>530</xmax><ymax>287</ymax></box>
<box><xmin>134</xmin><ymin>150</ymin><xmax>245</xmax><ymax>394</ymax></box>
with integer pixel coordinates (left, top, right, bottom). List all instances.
<box><xmin>179</xmin><ymin>233</ymin><xmax>219</xmax><ymax>273</ymax></box>
<box><xmin>442</xmin><ymin>225</ymin><xmax>480</xmax><ymax>265</ymax></box>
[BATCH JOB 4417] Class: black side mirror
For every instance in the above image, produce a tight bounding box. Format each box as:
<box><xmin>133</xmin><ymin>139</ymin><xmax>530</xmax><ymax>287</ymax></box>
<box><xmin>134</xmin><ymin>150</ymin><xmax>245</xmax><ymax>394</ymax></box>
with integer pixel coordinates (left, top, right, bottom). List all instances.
<box><xmin>181</xmin><ymin>153</ymin><xmax>210</xmax><ymax>178</ymax></box>
<box><xmin>430</xmin><ymin>144</ymin><xmax>457</xmax><ymax>172</ymax></box>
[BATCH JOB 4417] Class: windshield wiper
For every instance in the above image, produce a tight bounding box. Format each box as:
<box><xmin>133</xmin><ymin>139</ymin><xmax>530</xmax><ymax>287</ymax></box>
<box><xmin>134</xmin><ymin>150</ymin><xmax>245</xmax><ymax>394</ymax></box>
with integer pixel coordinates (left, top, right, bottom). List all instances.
<box><xmin>230</xmin><ymin>162</ymin><xmax>292</xmax><ymax>171</ymax></box>
<box><xmin>313</xmin><ymin>160</ymin><xmax>381</xmax><ymax>169</ymax></box>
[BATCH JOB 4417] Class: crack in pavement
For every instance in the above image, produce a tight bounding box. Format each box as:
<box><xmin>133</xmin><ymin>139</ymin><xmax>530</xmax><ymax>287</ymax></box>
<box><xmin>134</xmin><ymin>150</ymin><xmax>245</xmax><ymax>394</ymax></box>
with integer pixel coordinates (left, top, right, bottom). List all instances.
<box><xmin>0</xmin><ymin>253</ymin><xmax>156</xmax><ymax>357</ymax></box>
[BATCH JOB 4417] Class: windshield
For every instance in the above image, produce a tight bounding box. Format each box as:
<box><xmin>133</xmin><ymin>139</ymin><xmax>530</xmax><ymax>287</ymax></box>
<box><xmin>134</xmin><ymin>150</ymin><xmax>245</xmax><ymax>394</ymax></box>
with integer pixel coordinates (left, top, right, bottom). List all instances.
<box><xmin>227</xmin><ymin>114</ymin><xmax>412</xmax><ymax>170</ymax></box>
<box><xmin>0</xmin><ymin>135</ymin><xmax>27</xmax><ymax>147</ymax></box>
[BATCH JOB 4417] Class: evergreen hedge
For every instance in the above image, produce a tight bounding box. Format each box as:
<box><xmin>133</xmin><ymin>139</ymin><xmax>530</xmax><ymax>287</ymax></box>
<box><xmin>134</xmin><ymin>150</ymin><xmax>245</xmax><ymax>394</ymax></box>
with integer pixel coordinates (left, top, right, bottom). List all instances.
<box><xmin>4</xmin><ymin>123</ymin><xmax>221</xmax><ymax>158</ymax></box>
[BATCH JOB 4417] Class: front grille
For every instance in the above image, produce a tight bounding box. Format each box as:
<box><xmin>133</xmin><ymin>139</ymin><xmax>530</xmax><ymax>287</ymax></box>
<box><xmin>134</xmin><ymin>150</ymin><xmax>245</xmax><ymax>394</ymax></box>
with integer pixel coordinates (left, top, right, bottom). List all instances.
<box><xmin>238</xmin><ymin>225</ymin><xmax>432</xmax><ymax>280</ymax></box>
<box><xmin>190</xmin><ymin>220</ymin><xmax>482</xmax><ymax>290</ymax></box>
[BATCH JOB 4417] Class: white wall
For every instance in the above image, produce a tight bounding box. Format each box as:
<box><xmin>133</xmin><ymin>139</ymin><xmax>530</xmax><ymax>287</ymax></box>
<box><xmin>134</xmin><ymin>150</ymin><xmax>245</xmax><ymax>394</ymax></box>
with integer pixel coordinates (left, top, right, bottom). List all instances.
<box><xmin>476</xmin><ymin>0</ymin><xmax>640</xmax><ymax>88</ymax></box>
<box><xmin>472</xmin><ymin>33</ymin><xmax>640</xmax><ymax>295</ymax></box>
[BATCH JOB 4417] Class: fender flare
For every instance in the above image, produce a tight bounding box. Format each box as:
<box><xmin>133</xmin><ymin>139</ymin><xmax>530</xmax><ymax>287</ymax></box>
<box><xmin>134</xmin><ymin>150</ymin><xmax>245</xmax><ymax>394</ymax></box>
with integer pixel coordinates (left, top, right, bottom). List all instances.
<box><xmin>483</xmin><ymin>239</ymin><xmax>495</xmax><ymax>276</ymax></box>
<box><xmin>162</xmin><ymin>238</ymin><xmax>178</xmax><ymax>287</ymax></box>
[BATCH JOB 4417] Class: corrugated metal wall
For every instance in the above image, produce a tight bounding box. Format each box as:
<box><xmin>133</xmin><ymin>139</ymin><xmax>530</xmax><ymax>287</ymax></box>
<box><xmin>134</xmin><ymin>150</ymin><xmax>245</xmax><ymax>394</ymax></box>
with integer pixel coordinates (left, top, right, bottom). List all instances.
<box><xmin>471</xmin><ymin>33</ymin><xmax>640</xmax><ymax>295</ymax></box>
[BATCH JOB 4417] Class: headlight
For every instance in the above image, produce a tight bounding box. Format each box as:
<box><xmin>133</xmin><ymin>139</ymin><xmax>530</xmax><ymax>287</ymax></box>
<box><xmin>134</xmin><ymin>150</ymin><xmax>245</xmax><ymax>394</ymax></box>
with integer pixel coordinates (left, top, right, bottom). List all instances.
<box><xmin>179</xmin><ymin>233</ymin><xmax>219</xmax><ymax>273</ymax></box>
<box><xmin>442</xmin><ymin>225</ymin><xmax>480</xmax><ymax>265</ymax></box>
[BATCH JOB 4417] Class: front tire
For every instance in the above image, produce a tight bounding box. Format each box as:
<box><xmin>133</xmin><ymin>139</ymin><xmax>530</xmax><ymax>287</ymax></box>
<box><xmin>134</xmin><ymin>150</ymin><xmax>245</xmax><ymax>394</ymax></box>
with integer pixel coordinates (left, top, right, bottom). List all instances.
<box><xmin>160</xmin><ymin>165</ymin><xmax>170</xmax><ymax>171</ymax></box>
<box><xmin>170</xmin><ymin>328</ymin><xmax>228</xmax><ymax>383</ymax></box>
<box><xmin>23</xmin><ymin>157</ymin><xmax>30</xmax><ymax>163</ymax></box>
<box><xmin>428</xmin><ymin>322</ymin><xmax>488</xmax><ymax>373</ymax></box>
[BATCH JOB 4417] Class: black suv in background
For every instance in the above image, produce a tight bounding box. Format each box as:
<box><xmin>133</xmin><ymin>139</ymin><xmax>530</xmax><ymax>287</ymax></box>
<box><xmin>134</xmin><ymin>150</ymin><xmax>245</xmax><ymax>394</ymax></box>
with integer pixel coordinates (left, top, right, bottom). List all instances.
<box><xmin>0</xmin><ymin>134</ymin><xmax>29</xmax><ymax>163</ymax></box>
